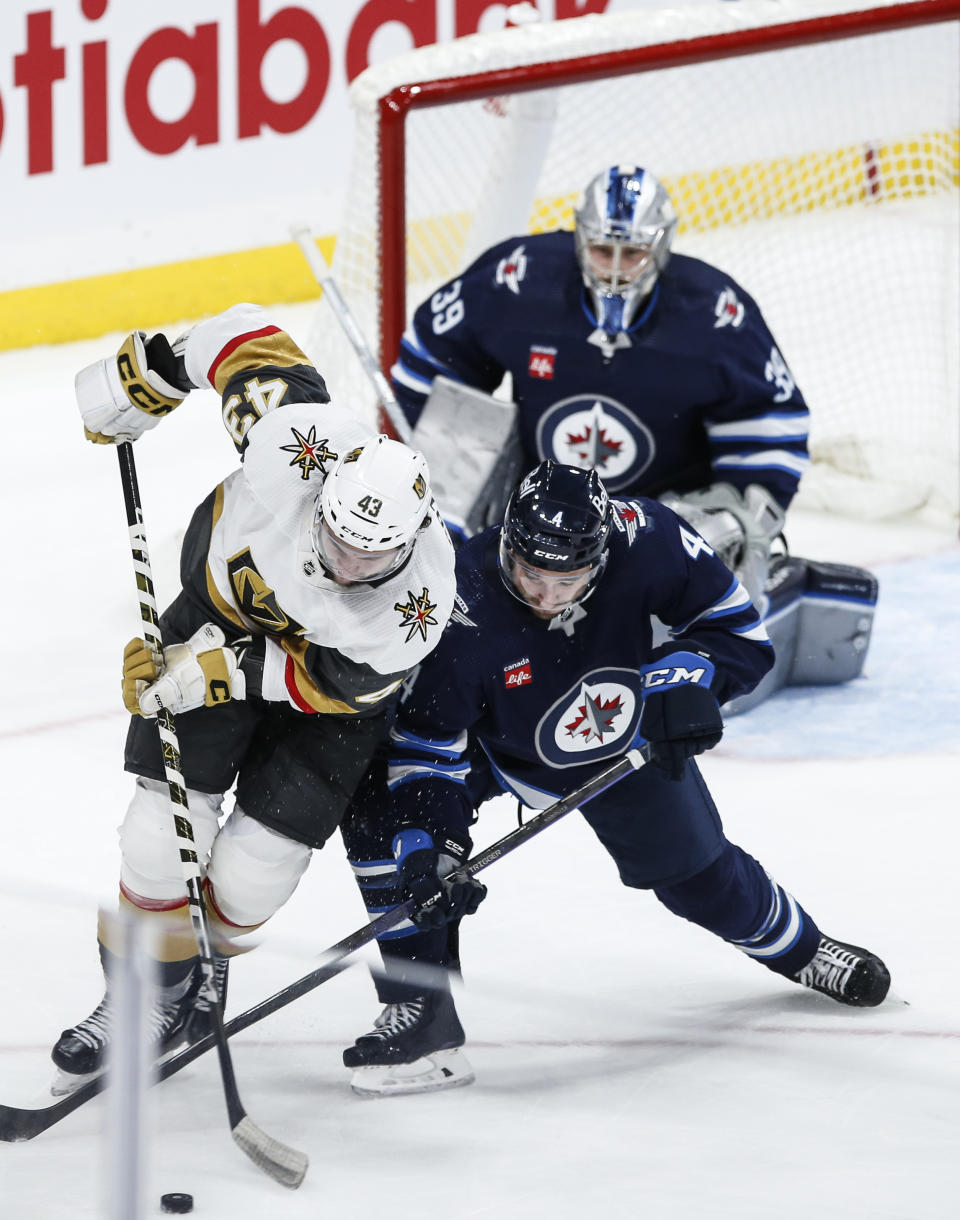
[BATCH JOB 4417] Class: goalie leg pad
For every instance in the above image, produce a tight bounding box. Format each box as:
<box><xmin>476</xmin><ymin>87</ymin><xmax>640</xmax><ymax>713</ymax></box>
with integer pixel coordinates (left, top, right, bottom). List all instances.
<box><xmin>724</xmin><ymin>558</ymin><xmax>877</xmax><ymax>714</ymax></box>
<box><xmin>788</xmin><ymin>559</ymin><xmax>877</xmax><ymax>685</ymax></box>
<box><xmin>411</xmin><ymin>376</ymin><xmax>524</xmax><ymax>538</ymax></box>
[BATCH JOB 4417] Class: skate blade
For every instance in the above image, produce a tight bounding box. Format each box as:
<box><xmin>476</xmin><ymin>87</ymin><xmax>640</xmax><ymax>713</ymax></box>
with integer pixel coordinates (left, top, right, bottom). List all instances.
<box><xmin>350</xmin><ymin>1048</ymin><xmax>475</xmax><ymax>1098</ymax></box>
<box><xmin>49</xmin><ymin>1068</ymin><xmax>102</xmax><ymax>1097</ymax></box>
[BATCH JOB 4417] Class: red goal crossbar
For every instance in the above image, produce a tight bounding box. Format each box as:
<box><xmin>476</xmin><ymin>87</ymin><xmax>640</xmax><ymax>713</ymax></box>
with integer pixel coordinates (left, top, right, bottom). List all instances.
<box><xmin>373</xmin><ymin>0</ymin><xmax>960</xmax><ymax>376</ymax></box>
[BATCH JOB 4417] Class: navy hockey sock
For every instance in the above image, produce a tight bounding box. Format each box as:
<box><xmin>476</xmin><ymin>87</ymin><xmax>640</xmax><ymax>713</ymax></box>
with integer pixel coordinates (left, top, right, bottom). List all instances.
<box><xmin>654</xmin><ymin>841</ymin><xmax>820</xmax><ymax>977</ymax></box>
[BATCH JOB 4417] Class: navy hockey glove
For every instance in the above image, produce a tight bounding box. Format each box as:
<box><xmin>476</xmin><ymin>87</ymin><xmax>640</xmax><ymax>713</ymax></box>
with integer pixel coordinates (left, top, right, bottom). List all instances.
<box><xmin>393</xmin><ymin>828</ymin><xmax>487</xmax><ymax>931</ymax></box>
<box><xmin>639</xmin><ymin>642</ymin><xmax>723</xmax><ymax>781</ymax></box>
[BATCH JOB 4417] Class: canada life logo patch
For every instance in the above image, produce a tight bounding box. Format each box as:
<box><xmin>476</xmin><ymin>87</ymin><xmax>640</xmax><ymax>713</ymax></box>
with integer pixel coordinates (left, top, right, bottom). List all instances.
<box><xmin>504</xmin><ymin>657</ymin><xmax>532</xmax><ymax>689</ymax></box>
<box><xmin>528</xmin><ymin>346</ymin><xmax>556</xmax><ymax>379</ymax></box>
<box><xmin>535</xmin><ymin>394</ymin><xmax>655</xmax><ymax>491</ymax></box>
<box><xmin>534</xmin><ymin>668</ymin><xmax>644</xmax><ymax>768</ymax></box>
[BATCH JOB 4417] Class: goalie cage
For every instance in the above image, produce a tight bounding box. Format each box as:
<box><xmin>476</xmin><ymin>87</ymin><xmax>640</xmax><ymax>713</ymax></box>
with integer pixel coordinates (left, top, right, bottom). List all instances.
<box><xmin>306</xmin><ymin>0</ymin><xmax>959</xmax><ymax>525</ymax></box>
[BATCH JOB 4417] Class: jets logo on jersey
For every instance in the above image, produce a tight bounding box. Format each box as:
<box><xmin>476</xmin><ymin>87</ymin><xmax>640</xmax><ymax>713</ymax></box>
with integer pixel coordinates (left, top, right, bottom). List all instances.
<box><xmin>714</xmin><ymin>287</ymin><xmax>745</xmax><ymax>329</ymax></box>
<box><xmin>528</xmin><ymin>346</ymin><xmax>556</xmax><ymax>379</ymax></box>
<box><xmin>535</xmin><ymin>668</ymin><xmax>643</xmax><ymax>767</ymax></box>
<box><xmin>504</xmin><ymin>657</ymin><xmax>532</xmax><ymax>689</ymax></box>
<box><xmin>535</xmin><ymin>395</ymin><xmax>655</xmax><ymax>492</ymax></box>
<box><xmin>394</xmin><ymin>587</ymin><xmax>439</xmax><ymax>643</ymax></box>
<box><xmin>279</xmin><ymin>426</ymin><xmax>338</xmax><ymax>480</ymax></box>
<box><xmin>226</xmin><ymin>549</ymin><xmax>305</xmax><ymax>636</ymax></box>
<box><xmin>495</xmin><ymin>245</ymin><xmax>527</xmax><ymax>294</ymax></box>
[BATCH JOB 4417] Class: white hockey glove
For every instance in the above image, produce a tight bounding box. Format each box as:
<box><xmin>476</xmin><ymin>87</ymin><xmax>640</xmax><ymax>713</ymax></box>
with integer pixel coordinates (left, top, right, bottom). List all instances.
<box><xmin>660</xmin><ymin>482</ymin><xmax>785</xmax><ymax>605</ymax></box>
<box><xmin>122</xmin><ymin>624</ymin><xmax>245</xmax><ymax>717</ymax></box>
<box><xmin>76</xmin><ymin>330</ymin><xmax>191</xmax><ymax>445</ymax></box>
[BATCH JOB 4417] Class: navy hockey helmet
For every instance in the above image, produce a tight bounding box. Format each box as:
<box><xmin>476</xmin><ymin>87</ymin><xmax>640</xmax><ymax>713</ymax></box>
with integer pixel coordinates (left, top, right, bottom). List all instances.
<box><xmin>499</xmin><ymin>461</ymin><xmax>612</xmax><ymax>615</ymax></box>
<box><xmin>574</xmin><ymin>165</ymin><xmax>677</xmax><ymax>336</ymax></box>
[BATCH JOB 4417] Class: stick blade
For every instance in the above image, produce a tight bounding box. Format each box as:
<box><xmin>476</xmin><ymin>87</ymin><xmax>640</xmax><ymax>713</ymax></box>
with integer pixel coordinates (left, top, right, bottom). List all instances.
<box><xmin>232</xmin><ymin>1115</ymin><xmax>309</xmax><ymax>1189</ymax></box>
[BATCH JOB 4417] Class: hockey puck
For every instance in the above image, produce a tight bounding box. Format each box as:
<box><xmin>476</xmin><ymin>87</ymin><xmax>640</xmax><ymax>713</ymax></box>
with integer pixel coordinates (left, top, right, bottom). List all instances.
<box><xmin>160</xmin><ymin>1194</ymin><xmax>194</xmax><ymax>1214</ymax></box>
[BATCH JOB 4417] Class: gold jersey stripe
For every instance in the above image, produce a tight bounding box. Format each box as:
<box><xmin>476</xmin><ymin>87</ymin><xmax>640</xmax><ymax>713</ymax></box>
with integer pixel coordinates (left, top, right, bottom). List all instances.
<box><xmin>204</xmin><ymin>483</ymin><xmax>249</xmax><ymax>632</ymax></box>
<box><xmin>211</xmin><ymin>330</ymin><xmax>314</xmax><ymax>395</ymax></box>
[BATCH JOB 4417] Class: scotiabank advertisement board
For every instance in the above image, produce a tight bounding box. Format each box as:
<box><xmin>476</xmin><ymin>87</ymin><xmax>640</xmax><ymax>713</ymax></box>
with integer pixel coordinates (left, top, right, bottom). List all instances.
<box><xmin>0</xmin><ymin>0</ymin><xmax>690</xmax><ymax>309</ymax></box>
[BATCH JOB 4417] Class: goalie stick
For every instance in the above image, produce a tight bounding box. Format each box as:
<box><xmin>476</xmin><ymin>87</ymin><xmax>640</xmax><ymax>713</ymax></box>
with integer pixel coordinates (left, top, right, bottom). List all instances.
<box><xmin>115</xmin><ymin>442</ymin><xmax>308</xmax><ymax>1189</ymax></box>
<box><xmin>0</xmin><ymin>745</ymin><xmax>648</xmax><ymax>1144</ymax></box>
<box><xmin>290</xmin><ymin>224</ymin><xmax>413</xmax><ymax>443</ymax></box>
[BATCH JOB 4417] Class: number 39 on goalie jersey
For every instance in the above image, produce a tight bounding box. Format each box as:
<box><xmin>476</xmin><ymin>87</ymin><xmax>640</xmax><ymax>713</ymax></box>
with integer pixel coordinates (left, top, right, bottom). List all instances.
<box><xmin>174</xmin><ymin>304</ymin><xmax>456</xmax><ymax>716</ymax></box>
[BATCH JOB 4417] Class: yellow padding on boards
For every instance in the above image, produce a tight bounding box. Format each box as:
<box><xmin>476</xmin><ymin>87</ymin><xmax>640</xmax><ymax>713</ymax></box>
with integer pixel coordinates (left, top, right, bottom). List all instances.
<box><xmin>526</xmin><ymin>131</ymin><xmax>960</xmax><ymax>235</ymax></box>
<box><xmin>0</xmin><ymin>233</ymin><xmax>337</xmax><ymax>353</ymax></box>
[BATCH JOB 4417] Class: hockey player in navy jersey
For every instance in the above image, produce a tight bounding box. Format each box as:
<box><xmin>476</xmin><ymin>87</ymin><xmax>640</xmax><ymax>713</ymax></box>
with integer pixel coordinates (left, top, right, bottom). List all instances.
<box><xmin>393</xmin><ymin>165</ymin><xmax>806</xmax><ymax>537</ymax></box>
<box><xmin>51</xmin><ymin>304</ymin><xmax>456</xmax><ymax>1094</ymax></box>
<box><xmin>340</xmin><ymin>461</ymin><xmax>890</xmax><ymax>1097</ymax></box>
<box><xmin>395</xmin><ymin>165</ymin><xmax>877</xmax><ymax>712</ymax></box>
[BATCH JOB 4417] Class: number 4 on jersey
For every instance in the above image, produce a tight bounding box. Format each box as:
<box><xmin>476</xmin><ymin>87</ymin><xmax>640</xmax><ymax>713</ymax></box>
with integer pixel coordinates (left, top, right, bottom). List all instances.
<box><xmin>679</xmin><ymin>524</ymin><xmax>715</xmax><ymax>560</ymax></box>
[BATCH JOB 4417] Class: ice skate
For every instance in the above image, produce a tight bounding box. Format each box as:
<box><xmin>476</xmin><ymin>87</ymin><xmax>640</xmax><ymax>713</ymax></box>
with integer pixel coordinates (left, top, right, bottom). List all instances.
<box><xmin>49</xmin><ymin>957</ymin><xmax>227</xmax><ymax>1095</ymax></box>
<box><xmin>344</xmin><ymin>991</ymin><xmax>474</xmax><ymax>1097</ymax></box>
<box><xmin>792</xmin><ymin>936</ymin><xmax>890</xmax><ymax>1007</ymax></box>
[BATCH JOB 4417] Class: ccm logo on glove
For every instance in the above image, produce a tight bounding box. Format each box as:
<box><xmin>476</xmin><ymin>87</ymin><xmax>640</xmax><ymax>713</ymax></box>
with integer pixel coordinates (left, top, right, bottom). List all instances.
<box><xmin>641</xmin><ymin>649</ymin><xmax>716</xmax><ymax>690</ymax></box>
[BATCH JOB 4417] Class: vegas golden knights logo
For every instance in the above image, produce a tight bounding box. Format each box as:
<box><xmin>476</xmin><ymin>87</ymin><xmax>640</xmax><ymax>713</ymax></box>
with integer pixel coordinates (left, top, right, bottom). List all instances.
<box><xmin>412</xmin><ymin>473</ymin><xmax>427</xmax><ymax>500</ymax></box>
<box><xmin>227</xmin><ymin>549</ymin><xmax>304</xmax><ymax>636</ymax></box>
<box><xmin>279</xmin><ymin>426</ymin><xmax>338</xmax><ymax>481</ymax></box>
<box><xmin>342</xmin><ymin>446</ymin><xmax>364</xmax><ymax>464</ymax></box>
<box><xmin>394</xmin><ymin>587</ymin><xmax>439</xmax><ymax>643</ymax></box>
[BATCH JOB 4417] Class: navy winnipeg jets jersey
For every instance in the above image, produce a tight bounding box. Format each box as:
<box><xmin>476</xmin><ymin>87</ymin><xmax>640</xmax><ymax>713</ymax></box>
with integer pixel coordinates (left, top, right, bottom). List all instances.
<box><xmin>392</xmin><ymin>231</ymin><xmax>809</xmax><ymax>509</ymax></box>
<box><xmin>388</xmin><ymin>498</ymin><xmax>773</xmax><ymax>837</ymax></box>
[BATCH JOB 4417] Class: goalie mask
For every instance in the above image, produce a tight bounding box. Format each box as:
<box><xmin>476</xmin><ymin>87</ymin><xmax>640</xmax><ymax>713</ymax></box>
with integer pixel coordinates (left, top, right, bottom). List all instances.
<box><xmin>499</xmin><ymin>461</ymin><xmax>612</xmax><ymax>618</ymax></box>
<box><xmin>574</xmin><ymin>165</ymin><xmax>677</xmax><ymax>339</ymax></box>
<box><xmin>313</xmin><ymin>435</ymin><xmax>431</xmax><ymax>585</ymax></box>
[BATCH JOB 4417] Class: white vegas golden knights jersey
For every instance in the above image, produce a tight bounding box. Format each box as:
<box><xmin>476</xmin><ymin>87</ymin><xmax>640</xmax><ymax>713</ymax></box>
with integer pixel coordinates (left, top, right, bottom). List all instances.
<box><xmin>176</xmin><ymin>304</ymin><xmax>456</xmax><ymax>716</ymax></box>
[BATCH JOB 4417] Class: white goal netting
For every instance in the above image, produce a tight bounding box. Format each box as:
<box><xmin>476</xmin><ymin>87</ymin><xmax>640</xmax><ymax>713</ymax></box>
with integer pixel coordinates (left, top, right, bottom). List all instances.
<box><xmin>310</xmin><ymin>0</ymin><xmax>959</xmax><ymax>521</ymax></box>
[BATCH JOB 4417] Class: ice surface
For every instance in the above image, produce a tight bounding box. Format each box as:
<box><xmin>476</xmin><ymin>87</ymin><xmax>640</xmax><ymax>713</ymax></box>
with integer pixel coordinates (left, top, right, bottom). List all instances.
<box><xmin>0</xmin><ymin>305</ymin><xmax>956</xmax><ymax>1219</ymax></box>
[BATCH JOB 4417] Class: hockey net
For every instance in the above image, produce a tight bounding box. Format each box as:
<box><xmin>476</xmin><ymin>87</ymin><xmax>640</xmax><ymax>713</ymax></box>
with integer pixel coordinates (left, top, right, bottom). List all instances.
<box><xmin>311</xmin><ymin>0</ymin><xmax>960</xmax><ymax>522</ymax></box>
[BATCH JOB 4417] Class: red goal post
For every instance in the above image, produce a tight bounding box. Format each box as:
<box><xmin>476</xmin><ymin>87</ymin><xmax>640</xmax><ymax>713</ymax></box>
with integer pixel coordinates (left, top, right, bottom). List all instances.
<box><xmin>321</xmin><ymin>0</ymin><xmax>960</xmax><ymax>520</ymax></box>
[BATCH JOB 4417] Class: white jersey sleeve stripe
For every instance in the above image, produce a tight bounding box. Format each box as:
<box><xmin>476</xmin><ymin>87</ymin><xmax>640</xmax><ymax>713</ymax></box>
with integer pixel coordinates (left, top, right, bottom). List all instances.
<box><xmin>712</xmin><ymin>450</ymin><xmax>810</xmax><ymax>477</ymax></box>
<box><xmin>391</xmin><ymin>360</ymin><xmax>435</xmax><ymax>396</ymax></box>
<box><xmin>706</xmin><ymin>411</ymin><xmax>810</xmax><ymax>442</ymax></box>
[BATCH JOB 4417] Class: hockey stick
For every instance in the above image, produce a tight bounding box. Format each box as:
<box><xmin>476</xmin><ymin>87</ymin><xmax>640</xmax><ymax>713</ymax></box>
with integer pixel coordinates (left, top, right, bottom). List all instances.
<box><xmin>1</xmin><ymin>745</ymin><xmax>648</xmax><ymax>1143</ymax></box>
<box><xmin>114</xmin><ymin>442</ymin><xmax>308</xmax><ymax>1189</ymax></box>
<box><xmin>291</xmin><ymin>224</ymin><xmax>413</xmax><ymax>443</ymax></box>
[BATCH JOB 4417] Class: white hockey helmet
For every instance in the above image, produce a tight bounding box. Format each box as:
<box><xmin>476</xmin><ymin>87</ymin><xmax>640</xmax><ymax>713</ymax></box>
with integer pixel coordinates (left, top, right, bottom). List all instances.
<box><xmin>314</xmin><ymin>435</ymin><xmax>432</xmax><ymax>584</ymax></box>
<box><xmin>574</xmin><ymin>165</ymin><xmax>678</xmax><ymax>334</ymax></box>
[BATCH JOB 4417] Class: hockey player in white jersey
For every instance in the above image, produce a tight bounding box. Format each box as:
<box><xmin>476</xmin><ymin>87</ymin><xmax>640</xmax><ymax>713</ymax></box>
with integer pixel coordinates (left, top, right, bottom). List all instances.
<box><xmin>51</xmin><ymin>303</ymin><xmax>456</xmax><ymax>1091</ymax></box>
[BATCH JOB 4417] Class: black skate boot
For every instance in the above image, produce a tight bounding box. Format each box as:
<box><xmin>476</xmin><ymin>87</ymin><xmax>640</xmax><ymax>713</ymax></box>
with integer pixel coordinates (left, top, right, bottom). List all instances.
<box><xmin>792</xmin><ymin>936</ymin><xmax>891</xmax><ymax>1007</ymax></box>
<box><xmin>50</xmin><ymin>961</ymin><xmax>215</xmax><ymax>1094</ymax></box>
<box><xmin>343</xmin><ymin>990</ymin><xmax>474</xmax><ymax>1097</ymax></box>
